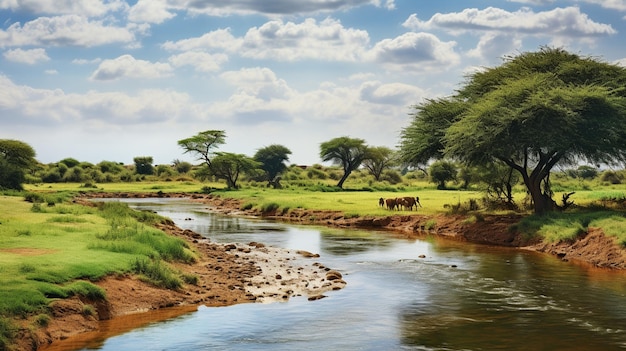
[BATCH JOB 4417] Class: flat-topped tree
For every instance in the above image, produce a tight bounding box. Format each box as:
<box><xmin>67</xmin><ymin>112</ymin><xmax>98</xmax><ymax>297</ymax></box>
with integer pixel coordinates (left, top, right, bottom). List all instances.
<box><xmin>400</xmin><ymin>47</ymin><xmax>626</xmax><ymax>214</ymax></box>
<box><xmin>320</xmin><ymin>136</ymin><xmax>369</xmax><ymax>189</ymax></box>
<box><xmin>177</xmin><ymin>130</ymin><xmax>226</xmax><ymax>168</ymax></box>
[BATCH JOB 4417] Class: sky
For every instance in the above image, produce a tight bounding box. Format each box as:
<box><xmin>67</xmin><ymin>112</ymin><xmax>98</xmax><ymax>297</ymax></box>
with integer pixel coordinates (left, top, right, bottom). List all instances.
<box><xmin>1</xmin><ymin>0</ymin><xmax>626</xmax><ymax>167</ymax></box>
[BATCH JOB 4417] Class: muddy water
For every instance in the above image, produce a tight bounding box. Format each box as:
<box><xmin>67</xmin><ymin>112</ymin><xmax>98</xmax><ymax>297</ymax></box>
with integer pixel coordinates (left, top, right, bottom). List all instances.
<box><xmin>52</xmin><ymin>198</ymin><xmax>626</xmax><ymax>350</ymax></box>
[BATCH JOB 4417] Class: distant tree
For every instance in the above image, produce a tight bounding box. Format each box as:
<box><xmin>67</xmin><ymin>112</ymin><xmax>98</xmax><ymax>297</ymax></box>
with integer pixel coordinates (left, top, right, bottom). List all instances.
<box><xmin>576</xmin><ymin>165</ymin><xmax>599</xmax><ymax>180</ymax></box>
<box><xmin>209</xmin><ymin>152</ymin><xmax>261</xmax><ymax>189</ymax></box>
<box><xmin>429</xmin><ymin>160</ymin><xmax>457</xmax><ymax>189</ymax></box>
<box><xmin>97</xmin><ymin>161</ymin><xmax>125</xmax><ymax>174</ymax></box>
<box><xmin>320</xmin><ymin>136</ymin><xmax>369</xmax><ymax>189</ymax></box>
<box><xmin>362</xmin><ymin>146</ymin><xmax>396</xmax><ymax>181</ymax></box>
<box><xmin>59</xmin><ymin>157</ymin><xmax>80</xmax><ymax>168</ymax></box>
<box><xmin>400</xmin><ymin>47</ymin><xmax>626</xmax><ymax>214</ymax></box>
<box><xmin>0</xmin><ymin>139</ymin><xmax>37</xmax><ymax>190</ymax></box>
<box><xmin>172</xmin><ymin>159</ymin><xmax>193</xmax><ymax>174</ymax></box>
<box><xmin>133</xmin><ymin>156</ymin><xmax>154</xmax><ymax>175</ymax></box>
<box><xmin>254</xmin><ymin>144</ymin><xmax>292</xmax><ymax>188</ymax></box>
<box><xmin>177</xmin><ymin>130</ymin><xmax>226</xmax><ymax>168</ymax></box>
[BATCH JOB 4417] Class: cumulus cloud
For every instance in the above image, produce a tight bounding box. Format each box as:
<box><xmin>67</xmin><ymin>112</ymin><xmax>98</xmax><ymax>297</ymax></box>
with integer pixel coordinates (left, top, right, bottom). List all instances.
<box><xmin>161</xmin><ymin>28</ymin><xmax>240</xmax><ymax>52</ymax></box>
<box><xmin>90</xmin><ymin>55</ymin><xmax>173</xmax><ymax>81</ymax></box>
<box><xmin>128</xmin><ymin>0</ymin><xmax>176</xmax><ymax>24</ymax></box>
<box><xmin>402</xmin><ymin>6</ymin><xmax>616</xmax><ymax>37</ymax></box>
<box><xmin>0</xmin><ymin>0</ymin><xmax>128</xmax><ymax>17</ymax></box>
<box><xmin>467</xmin><ymin>32</ymin><xmax>522</xmax><ymax>61</ymax></box>
<box><xmin>368</xmin><ymin>32</ymin><xmax>460</xmax><ymax>71</ymax></box>
<box><xmin>359</xmin><ymin>81</ymin><xmax>426</xmax><ymax>105</ymax></box>
<box><xmin>0</xmin><ymin>74</ymin><xmax>192</xmax><ymax>125</ymax></box>
<box><xmin>0</xmin><ymin>15</ymin><xmax>137</xmax><ymax>48</ymax></box>
<box><xmin>240</xmin><ymin>18</ymin><xmax>370</xmax><ymax>61</ymax></box>
<box><xmin>163</xmin><ymin>18</ymin><xmax>369</xmax><ymax>62</ymax></box>
<box><xmin>220</xmin><ymin>67</ymin><xmax>294</xmax><ymax>100</ymax></box>
<box><xmin>3</xmin><ymin>48</ymin><xmax>49</xmax><ymax>64</ymax></box>
<box><xmin>168</xmin><ymin>52</ymin><xmax>228</xmax><ymax>73</ymax></box>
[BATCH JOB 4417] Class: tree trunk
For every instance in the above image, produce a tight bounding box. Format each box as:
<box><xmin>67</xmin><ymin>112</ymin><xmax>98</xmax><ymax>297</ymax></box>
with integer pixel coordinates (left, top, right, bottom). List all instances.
<box><xmin>525</xmin><ymin>174</ymin><xmax>554</xmax><ymax>215</ymax></box>
<box><xmin>336</xmin><ymin>171</ymin><xmax>350</xmax><ymax>189</ymax></box>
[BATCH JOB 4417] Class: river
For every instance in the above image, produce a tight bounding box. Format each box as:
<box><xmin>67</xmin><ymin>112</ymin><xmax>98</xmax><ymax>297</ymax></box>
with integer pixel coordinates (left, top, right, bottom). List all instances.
<box><xmin>49</xmin><ymin>198</ymin><xmax>626</xmax><ymax>350</ymax></box>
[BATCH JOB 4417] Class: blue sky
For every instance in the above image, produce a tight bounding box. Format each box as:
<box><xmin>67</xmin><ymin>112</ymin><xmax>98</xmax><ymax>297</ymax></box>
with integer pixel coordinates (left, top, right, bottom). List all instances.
<box><xmin>1</xmin><ymin>0</ymin><xmax>625</xmax><ymax>166</ymax></box>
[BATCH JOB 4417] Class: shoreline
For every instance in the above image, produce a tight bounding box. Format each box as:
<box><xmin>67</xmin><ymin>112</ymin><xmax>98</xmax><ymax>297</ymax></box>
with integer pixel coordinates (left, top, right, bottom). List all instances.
<box><xmin>18</xmin><ymin>193</ymin><xmax>346</xmax><ymax>351</ymax></box>
<box><xmin>17</xmin><ymin>190</ymin><xmax>626</xmax><ymax>350</ymax></box>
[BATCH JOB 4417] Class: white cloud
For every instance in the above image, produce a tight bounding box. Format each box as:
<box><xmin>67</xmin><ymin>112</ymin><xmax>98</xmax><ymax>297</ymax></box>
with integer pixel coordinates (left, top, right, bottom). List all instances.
<box><xmin>359</xmin><ymin>81</ymin><xmax>426</xmax><ymax>105</ymax></box>
<box><xmin>220</xmin><ymin>67</ymin><xmax>295</xmax><ymax>100</ymax></box>
<box><xmin>0</xmin><ymin>0</ymin><xmax>127</xmax><ymax>17</ymax></box>
<box><xmin>0</xmin><ymin>14</ymin><xmax>137</xmax><ymax>48</ymax></box>
<box><xmin>168</xmin><ymin>51</ymin><xmax>228</xmax><ymax>73</ymax></box>
<box><xmin>467</xmin><ymin>32</ymin><xmax>522</xmax><ymax>61</ymax></box>
<box><xmin>90</xmin><ymin>55</ymin><xmax>173</xmax><ymax>81</ymax></box>
<box><xmin>403</xmin><ymin>6</ymin><xmax>616</xmax><ymax>37</ymax></box>
<box><xmin>128</xmin><ymin>0</ymin><xmax>176</xmax><ymax>24</ymax></box>
<box><xmin>161</xmin><ymin>28</ymin><xmax>240</xmax><ymax>52</ymax></box>
<box><xmin>240</xmin><ymin>18</ymin><xmax>369</xmax><ymax>61</ymax></box>
<box><xmin>0</xmin><ymin>74</ymin><xmax>192</xmax><ymax>125</ymax></box>
<box><xmin>3</xmin><ymin>47</ymin><xmax>49</xmax><ymax>64</ymax></box>
<box><xmin>368</xmin><ymin>32</ymin><xmax>460</xmax><ymax>71</ymax></box>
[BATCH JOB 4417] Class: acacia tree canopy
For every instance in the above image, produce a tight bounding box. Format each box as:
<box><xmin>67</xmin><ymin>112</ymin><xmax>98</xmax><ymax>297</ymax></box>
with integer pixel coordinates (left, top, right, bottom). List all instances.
<box><xmin>320</xmin><ymin>136</ymin><xmax>369</xmax><ymax>188</ymax></box>
<box><xmin>177</xmin><ymin>130</ymin><xmax>226</xmax><ymax>167</ymax></box>
<box><xmin>254</xmin><ymin>144</ymin><xmax>292</xmax><ymax>188</ymax></box>
<box><xmin>210</xmin><ymin>152</ymin><xmax>260</xmax><ymax>189</ymax></box>
<box><xmin>399</xmin><ymin>47</ymin><xmax>626</xmax><ymax>214</ymax></box>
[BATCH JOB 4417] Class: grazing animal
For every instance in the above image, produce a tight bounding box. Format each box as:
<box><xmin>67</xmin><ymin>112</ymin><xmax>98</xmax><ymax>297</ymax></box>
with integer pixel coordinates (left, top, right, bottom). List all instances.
<box><xmin>379</xmin><ymin>197</ymin><xmax>385</xmax><ymax>207</ymax></box>
<box><xmin>399</xmin><ymin>196</ymin><xmax>422</xmax><ymax>211</ymax></box>
<box><xmin>385</xmin><ymin>198</ymin><xmax>398</xmax><ymax>210</ymax></box>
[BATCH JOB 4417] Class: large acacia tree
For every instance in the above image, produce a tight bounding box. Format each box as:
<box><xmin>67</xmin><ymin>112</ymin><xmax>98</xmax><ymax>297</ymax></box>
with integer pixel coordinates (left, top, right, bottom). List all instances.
<box><xmin>400</xmin><ymin>47</ymin><xmax>626</xmax><ymax>214</ymax></box>
<box><xmin>320</xmin><ymin>136</ymin><xmax>369</xmax><ymax>189</ymax></box>
<box><xmin>209</xmin><ymin>152</ymin><xmax>260</xmax><ymax>189</ymax></box>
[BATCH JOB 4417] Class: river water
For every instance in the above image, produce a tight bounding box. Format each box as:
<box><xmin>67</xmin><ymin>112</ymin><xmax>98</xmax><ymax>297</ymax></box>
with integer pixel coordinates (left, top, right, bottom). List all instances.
<box><xmin>50</xmin><ymin>198</ymin><xmax>626</xmax><ymax>350</ymax></box>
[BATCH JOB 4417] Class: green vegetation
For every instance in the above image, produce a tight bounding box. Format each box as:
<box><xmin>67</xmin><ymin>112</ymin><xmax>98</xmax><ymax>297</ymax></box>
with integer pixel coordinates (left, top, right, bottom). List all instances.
<box><xmin>0</xmin><ymin>195</ymin><xmax>197</xmax><ymax>346</ymax></box>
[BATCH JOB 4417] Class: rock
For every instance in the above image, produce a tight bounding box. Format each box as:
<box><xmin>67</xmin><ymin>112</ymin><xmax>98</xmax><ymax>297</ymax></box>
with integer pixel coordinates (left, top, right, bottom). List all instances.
<box><xmin>296</xmin><ymin>250</ymin><xmax>320</xmax><ymax>258</ymax></box>
<box><xmin>325</xmin><ymin>270</ymin><xmax>343</xmax><ymax>281</ymax></box>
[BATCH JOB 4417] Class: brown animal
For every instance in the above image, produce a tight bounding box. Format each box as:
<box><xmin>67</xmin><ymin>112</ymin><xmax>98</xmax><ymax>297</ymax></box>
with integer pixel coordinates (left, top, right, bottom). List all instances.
<box><xmin>385</xmin><ymin>198</ymin><xmax>398</xmax><ymax>210</ymax></box>
<box><xmin>379</xmin><ymin>197</ymin><xmax>385</xmax><ymax>207</ymax></box>
<box><xmin>399</xmin><ymin>196</ymin><xmax>421</xmax><ymax>211</ymax></box>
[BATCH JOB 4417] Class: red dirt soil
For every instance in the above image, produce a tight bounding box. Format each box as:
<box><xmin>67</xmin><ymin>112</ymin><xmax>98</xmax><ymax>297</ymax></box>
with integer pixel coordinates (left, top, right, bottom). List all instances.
<box><xmin>11</xmin><ymin>191</ymin><xmax>626</xmax><ymax>351</ymax></box>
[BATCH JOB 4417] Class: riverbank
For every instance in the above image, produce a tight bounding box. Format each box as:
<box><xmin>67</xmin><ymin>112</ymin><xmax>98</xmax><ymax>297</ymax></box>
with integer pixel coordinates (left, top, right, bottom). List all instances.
<box><xmin>187</xmin><ymin>193</ymin><xmax>626</xmax><ymax>270</ymax></box>
<box><xmin>14</xmin><ymin>194</ymin><xmax>346</xmax><ymax>351</ymax></box>
<box><xmin>16</xmin><ymin>190</ymin><xmax>626</xmax><ymax>350</ymax></box>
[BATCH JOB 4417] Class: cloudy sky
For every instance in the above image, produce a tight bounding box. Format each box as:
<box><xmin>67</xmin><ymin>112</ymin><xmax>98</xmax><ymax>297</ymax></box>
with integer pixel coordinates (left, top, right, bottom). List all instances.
<box><xmin>1</xmin><ymin>0</ymin><xmax>626</xmax><ymax>166</ymax></box>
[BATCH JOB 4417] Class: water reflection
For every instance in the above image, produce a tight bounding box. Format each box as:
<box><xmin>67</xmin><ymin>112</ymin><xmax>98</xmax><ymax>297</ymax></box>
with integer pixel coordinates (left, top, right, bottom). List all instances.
<box><xmin>59</xmin><ymin>198</ymin><xmax>626</xmax><ymax>351</ymax></box>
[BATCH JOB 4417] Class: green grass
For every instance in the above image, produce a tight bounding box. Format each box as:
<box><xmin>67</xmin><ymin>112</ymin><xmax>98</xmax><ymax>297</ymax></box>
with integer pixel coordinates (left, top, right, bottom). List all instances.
<box><xmin>514</xmin><ymin>210</ymin><xmax>626</xmax><ymax>245</ymax></box>
<box><xmin>0</xmin><ymin>194</ymin><xmax>198</xmax><ymax>344</ymax></box>
<box><xmin>211</xmin><ymin>187</ymin><xmax>486</xmax><ymax>216</ymax></box>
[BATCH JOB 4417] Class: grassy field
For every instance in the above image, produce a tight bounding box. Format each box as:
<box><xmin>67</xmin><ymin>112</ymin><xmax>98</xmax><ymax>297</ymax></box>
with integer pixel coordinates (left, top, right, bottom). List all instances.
<box><xmin>0</xmin><ymin>195</ymin><xmax>197</xmax><ymax>348</ymax></box>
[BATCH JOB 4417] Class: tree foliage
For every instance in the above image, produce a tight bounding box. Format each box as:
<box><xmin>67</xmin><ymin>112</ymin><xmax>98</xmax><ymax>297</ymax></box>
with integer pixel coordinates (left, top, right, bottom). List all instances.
<box><xmin>362</xmin><ymin>146</ymin><xmax>396</xmax><ymax>181</ymax></box>
<box><xmin>320</xmin><ymin>136</ymin><xmax>369</xmax><ymax>189</ymax></box>
<box><xmin>209</xmin><ymin>152</ymin><xmax>260</xmax><ymax>189</ymax></box>
<box><xmin>177</xmin><ymin>130</ymin><xmax>226</xmax><ymax>168</ymax></box>
<box><xmin>399</xmin><ymin>47</ymin><xmax>626</xmax><ymax>213</ymax></box>
<box><xmin>133</xmin><ymin>156</ymin><xmax>154</xmax><ymax>175</ymax></box>
<box><xmin>0</xmin><ymin>139</ymin><xmax>37</xmax><ymax>190</ymax></box>
<box><xmin>254</xmin><ymin>144</ymin><xmax>292</xmax><ymax>188</ymax></box>
<box><xmin>429</xmin><ymin>160</ymin><xmax>457</xmax><ymax>189</ymax></box>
